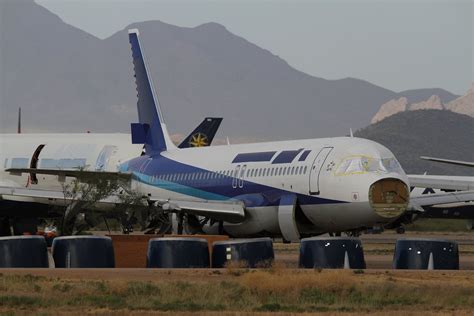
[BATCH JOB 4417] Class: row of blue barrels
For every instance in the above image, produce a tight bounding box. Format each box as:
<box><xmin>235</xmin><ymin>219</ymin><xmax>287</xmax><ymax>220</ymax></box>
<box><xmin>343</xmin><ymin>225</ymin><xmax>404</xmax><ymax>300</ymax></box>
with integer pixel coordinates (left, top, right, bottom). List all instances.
<box><xmin>0</xmin><ymin>235</ymin><xmax>460</xmax><ymax>269</ymax></box>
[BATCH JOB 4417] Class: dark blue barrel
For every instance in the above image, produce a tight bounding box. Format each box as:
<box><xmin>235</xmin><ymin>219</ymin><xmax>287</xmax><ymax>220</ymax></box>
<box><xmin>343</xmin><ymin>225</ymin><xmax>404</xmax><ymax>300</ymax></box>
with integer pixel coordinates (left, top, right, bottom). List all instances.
<box><xmin>52</xmin><ymin>236</ymin><xmax>115</xmax><ymax>268</ymax></box>
<box><xmin>299</xmin><ymin>237</ymin><xmax>366</xmax><ymax>269</ymax></box>
<box><xmin>0</xmin><ymin>236</ymin><xmax>49</xmax><ymax>268</ymax></box>
<box><xmin>212</xmin><ymin>238</ymin><xmax>274</xmax><ymax>268</ymax></box>
<box><xmin>147</xmin><ymin>237</ymin><xmax>209</xmax><ymax>268</ymax></box>
<box><xmin>393</xmin><ymin>238</ymin><xmax>459</xmax><ymax>270</ymax></box>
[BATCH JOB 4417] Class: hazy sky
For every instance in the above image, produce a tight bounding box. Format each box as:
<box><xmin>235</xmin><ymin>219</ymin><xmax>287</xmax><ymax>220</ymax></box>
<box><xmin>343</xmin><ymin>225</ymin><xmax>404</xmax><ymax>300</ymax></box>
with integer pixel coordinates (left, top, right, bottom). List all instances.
<box><xmin>37</xmin><ymin>0</ymin><xmax>472</xmax><ymax>95</ymax></box>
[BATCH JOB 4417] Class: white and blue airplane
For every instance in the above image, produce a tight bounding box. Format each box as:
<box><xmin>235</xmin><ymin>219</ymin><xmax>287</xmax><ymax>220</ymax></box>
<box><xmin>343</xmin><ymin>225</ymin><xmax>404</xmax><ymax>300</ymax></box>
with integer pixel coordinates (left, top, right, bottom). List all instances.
<box><xmin>2</xmin><ymin>29</ymin><xmax>472</xmax><ymax>240</ymax></box>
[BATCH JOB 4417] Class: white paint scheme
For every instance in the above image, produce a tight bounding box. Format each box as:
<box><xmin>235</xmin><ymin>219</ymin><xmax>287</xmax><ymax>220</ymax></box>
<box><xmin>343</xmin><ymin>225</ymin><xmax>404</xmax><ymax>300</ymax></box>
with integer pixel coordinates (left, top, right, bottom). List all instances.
<box><xmin>0</xmin><ymin>133</ymin><xmax>142</xmax><ymax>192</ymax></box>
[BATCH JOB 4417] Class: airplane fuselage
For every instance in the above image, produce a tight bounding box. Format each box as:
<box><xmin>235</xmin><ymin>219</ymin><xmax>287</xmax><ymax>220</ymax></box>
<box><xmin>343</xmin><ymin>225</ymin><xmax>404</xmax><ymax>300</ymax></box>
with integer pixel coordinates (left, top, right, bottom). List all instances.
<box><xmin>121</xmin><ymin>136</ymin><xmax>410</xmax><ymax>236</ymax></box>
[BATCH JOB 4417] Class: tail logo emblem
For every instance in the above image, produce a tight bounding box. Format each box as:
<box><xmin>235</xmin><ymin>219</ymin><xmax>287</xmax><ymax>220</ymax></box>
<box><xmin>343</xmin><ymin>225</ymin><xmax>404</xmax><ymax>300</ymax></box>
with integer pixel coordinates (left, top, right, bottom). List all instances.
<box><xmin>189</xmin><ymin>133</ymin><xmax>209</xmax><ymax>147</ymax></box>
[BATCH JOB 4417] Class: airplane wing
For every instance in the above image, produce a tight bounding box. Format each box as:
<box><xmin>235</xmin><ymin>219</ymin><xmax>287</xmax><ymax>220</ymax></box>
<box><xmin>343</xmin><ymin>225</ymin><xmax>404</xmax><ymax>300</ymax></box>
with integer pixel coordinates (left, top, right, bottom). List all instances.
<box><xmin>150</xmin><ymin>198</ymin><xmax>245</xmax><ymax>223</ymax></box>
<box><xmin>2</xmin><ymin>168</ymin><xmax>245</xmax><ymax>222</ymax></box>
<box><xmin>420</xmin><ymin>156</ymin><xmax>474</xmax><ymax>167</ymax></box>
<box><xmin>5</xmin><ymin>168</ymin><xmax>132</xmax><ymax>181</ymax></box>
<box><xmin>408</xmin><ymin>190</ymin><xmax>474</xmax><ymax>212</ymax></box>
<box><xmin>0</xmin><ymin>185</ymin><xmax>125</xmax><ymax>206</ymax></box>
<box><xmin>408</xmin><ymin>175</ymin><xmax>474</xmax><ymax>191</ymax></box>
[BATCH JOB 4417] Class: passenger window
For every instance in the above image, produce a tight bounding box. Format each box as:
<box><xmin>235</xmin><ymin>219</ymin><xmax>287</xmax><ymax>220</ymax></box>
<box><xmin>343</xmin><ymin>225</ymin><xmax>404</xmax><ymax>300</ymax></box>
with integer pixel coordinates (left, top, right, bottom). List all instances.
<box><xmin>304</xmin><ymin>166</ymin><xmax>308</xmax><ymax>174</ymax></box>
<box><xmin>291</xmin><ymin>166</ymin><xmax>295</xmax><ymax>175</ymax></box>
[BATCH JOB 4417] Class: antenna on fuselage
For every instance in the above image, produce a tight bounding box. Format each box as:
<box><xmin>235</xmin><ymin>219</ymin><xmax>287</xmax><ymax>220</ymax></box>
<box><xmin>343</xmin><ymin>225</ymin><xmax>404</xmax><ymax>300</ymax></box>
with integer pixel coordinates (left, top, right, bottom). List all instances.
<box><xmin>17</xmin><ymin>107</ymin><xmax>21</xmax><ymax>134</ymax></box>
<box><xmin>349</xmin><ymin>128</ymin><xmax>353</xmax><ymax>138</ymax></box>
<box><xmin>226</xmin><ymin>137</ymin><xmax>231</xmax><ymax>145</ymax></box>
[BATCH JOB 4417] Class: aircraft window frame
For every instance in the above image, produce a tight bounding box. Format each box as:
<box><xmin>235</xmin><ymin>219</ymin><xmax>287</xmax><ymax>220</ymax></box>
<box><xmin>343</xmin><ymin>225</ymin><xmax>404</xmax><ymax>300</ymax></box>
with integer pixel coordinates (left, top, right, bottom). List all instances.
<box><xmin>334</xmin><ymin>156</ymin><xmax>404</xmax><ymax>176</ymax></box>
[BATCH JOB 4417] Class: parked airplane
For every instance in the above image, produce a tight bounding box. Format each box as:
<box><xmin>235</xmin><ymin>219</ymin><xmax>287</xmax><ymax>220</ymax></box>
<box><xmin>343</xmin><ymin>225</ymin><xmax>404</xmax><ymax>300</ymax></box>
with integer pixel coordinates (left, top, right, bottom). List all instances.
<box><xmin>0</xmin><ymin>117</ymin><xmax>222</xmax><ymax>235</ymax></box>
<box><xmin>2</xmin><ymin>29</ymin><xmax>473</xmax><ymax>241</ymax></box>
<box><xmin>396</xmin><ymin>156</ymin><xmax>474</xmax><ymax>231</ymax></box>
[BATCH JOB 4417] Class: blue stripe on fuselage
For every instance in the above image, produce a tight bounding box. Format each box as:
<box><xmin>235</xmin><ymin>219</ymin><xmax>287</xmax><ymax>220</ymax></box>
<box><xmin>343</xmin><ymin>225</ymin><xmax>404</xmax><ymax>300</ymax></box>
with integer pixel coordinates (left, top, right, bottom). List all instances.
<box><xmin>123</xmin><ymin>154</ymin><xmax>346</xmax><ymax>208</ymax></box>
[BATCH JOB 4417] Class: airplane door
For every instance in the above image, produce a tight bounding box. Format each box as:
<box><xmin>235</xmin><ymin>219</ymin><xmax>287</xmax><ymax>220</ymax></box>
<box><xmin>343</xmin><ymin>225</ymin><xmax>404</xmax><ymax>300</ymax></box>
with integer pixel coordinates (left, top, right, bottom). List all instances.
<box><xmin>309</xmin><ymin>147</ymin><xmax>333</xmax><ymax>195</ymax></box>
<box><xmin>95</xmin><ymin>145</ymin><xmax>118</xmax><ymax>171</ymax></box>
<box><xmin>238</xmin><ymin>165</ymin><xmax>247</xmax><ymax>188</ymax></box>
<box><xmin>232</xmin><ymin>165</ymin><xmax>240</xmax><ymax>189</ymax></box>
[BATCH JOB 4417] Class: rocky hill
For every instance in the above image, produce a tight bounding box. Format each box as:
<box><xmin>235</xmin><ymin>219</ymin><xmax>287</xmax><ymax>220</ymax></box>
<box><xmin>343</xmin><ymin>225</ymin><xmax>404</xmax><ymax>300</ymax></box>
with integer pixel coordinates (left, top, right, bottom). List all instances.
<box><xmin>356</xmin><ymin>110</ymin><xmax>474</xmax><ymax>176</ymax></box>
<box><xmin>371</xmin><ymin>85</ymin><xmax>472</xmax><ymax>124</ymax></box>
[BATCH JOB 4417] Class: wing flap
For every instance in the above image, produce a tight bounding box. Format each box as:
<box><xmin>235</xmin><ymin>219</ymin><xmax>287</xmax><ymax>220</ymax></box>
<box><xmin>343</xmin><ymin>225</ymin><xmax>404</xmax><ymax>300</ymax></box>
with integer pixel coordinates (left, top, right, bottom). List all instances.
<box><xmin>152</xmin><ymin>198</ymin><xmax>245</xmax><ymax>223</ymax></box>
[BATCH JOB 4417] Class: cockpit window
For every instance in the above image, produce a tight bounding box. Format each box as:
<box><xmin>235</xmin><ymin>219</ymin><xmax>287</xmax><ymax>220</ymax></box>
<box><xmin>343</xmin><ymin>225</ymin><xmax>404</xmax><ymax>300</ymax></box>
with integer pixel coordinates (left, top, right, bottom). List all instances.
<box><xmin>335</xmin><ymin>156</ymin><xmax>403</xmax><ymax>176</ymax></box>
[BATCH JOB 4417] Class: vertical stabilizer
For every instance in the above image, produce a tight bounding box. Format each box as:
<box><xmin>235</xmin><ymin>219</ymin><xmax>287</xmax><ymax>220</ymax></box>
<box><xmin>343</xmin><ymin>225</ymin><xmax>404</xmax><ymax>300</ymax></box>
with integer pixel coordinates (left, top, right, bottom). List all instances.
<box><xmin>178</xmin><ymin>117</ymin><xmax>223</xmax><ymax>148</ymax></box>
<box><xmin>128</xmin><ymin>29</ymin><xmax>176</xmax><ymax>154</ymax></box>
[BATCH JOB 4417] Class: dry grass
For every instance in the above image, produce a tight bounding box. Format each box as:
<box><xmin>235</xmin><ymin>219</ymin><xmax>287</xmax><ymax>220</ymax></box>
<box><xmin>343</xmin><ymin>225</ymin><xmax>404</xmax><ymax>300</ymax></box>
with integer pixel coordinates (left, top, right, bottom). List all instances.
<box><xmin>0</xmin><ymin>269</ymin><xmax>473</xmax><ymax>314</ymax></box>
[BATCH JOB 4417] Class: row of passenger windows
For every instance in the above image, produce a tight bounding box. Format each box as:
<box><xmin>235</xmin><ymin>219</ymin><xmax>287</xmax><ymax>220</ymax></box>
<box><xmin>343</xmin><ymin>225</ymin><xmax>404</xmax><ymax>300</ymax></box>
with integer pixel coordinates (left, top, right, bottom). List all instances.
<box><xmin>4</xmin><ymin>158</ymin><xmax>87</xmax><ymax>169</ymax></box>
<box><xmin>242</xmin><ymin>165</ymin><xmax>308</xmax><ymax>178</ymax></box>
<box><xmin>147</xmin><ymin>165</ymin><xmax>308</xmax><ymax>183</ymax></box>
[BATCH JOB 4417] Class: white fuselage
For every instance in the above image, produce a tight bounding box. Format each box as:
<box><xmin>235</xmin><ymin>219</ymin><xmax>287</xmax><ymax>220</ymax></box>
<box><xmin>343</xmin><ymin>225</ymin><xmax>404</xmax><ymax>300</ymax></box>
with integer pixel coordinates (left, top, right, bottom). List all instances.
<box><xmin>0</xmin><ymin>133</ymin><xmax>410</xmax><ymax>236</ymax></box>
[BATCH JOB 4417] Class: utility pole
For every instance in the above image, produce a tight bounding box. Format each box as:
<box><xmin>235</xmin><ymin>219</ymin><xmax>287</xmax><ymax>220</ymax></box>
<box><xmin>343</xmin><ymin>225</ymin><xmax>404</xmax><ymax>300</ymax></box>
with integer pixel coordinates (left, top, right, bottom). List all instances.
<box><xmin>17</xmin><ymin>107</ymin><xmax>21</xmax><ymax>134</ymax></box>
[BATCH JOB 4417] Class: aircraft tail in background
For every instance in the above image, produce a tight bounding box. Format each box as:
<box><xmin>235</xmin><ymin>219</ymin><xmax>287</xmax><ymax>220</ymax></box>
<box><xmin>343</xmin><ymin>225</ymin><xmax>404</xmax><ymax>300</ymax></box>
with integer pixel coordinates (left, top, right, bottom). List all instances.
<box><xmin>178</xmin><ymin>118</ymin><xmax>223</xmax><ymax>148</ymax></box>
<box><xmin>128</xmin><ymin>29</ymin><xmax>176</xmax><ymax>154</ymax></box>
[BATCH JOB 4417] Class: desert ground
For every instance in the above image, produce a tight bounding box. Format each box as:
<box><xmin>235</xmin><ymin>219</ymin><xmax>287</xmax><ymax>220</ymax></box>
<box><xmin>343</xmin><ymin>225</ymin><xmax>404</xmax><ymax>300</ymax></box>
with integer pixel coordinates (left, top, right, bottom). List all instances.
<box><xmin>1</xmin><ymin>230</ymin><xmax>473</xmax><ymax>314</ymax></box>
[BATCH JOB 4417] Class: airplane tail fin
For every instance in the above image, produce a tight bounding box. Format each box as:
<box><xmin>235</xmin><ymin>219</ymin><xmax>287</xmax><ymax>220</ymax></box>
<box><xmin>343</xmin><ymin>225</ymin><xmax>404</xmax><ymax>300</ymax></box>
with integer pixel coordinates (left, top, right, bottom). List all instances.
<box><xmin>178</xmin><ymin>117</ymin><xmax>223</xmax><ymax>148</ymax></box>
<box><xmin>128</xmin><ymin>29</ymin><xmax>176</xmax><ymax>154</ymax></box>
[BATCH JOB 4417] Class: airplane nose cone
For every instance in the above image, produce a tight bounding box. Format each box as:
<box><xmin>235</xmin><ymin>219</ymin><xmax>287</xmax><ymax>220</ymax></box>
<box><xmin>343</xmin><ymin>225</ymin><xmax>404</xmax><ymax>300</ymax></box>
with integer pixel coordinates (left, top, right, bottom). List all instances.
<box><xmin>369</xmin><ymin>178</ymin><xmax>409</xmax><ymax>219</ymax></box>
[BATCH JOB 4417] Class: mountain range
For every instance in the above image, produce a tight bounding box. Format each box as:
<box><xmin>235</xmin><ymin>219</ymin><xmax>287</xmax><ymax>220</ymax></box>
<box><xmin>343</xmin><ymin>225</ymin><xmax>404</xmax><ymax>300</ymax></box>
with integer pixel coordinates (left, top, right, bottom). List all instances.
<box><xmin>0</xmin><ymin>0</ymin><xmax>460</xmax><ymax>142</ymax></box>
